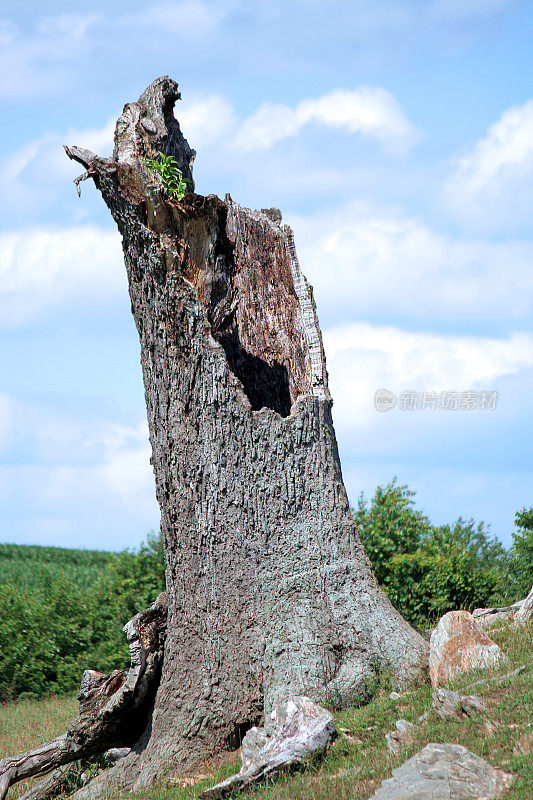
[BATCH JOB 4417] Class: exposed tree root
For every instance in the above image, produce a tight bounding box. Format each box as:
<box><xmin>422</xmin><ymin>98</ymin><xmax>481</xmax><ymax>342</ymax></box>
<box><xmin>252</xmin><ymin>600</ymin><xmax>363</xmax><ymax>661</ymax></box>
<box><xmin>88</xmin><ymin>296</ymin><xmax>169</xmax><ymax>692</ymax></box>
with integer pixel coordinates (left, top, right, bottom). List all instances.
<box><xmin>0</xmin><ymin>595</ymin><xmax>166</xmax><ymax>800</ymax></box>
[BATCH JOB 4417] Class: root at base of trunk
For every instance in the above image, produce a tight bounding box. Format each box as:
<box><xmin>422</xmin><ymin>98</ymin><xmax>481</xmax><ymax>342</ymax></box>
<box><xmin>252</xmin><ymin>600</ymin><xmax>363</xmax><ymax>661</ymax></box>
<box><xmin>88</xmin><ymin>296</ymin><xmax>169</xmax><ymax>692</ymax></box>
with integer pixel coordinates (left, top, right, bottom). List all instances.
<box><xmin>0</xmin><ymin>594</ymin><xmax>167</xmax><ymax>800</ymax></box>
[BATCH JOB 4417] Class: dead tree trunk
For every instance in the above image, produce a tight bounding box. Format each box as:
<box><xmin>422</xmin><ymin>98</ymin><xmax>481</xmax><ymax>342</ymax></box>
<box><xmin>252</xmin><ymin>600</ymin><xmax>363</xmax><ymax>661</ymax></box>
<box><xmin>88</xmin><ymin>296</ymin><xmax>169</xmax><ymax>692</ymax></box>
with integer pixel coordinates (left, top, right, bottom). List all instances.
<box><xmin>65</xmin><ymin>76</ymin><xmax>429</xmax><ymax>797</ymax></box>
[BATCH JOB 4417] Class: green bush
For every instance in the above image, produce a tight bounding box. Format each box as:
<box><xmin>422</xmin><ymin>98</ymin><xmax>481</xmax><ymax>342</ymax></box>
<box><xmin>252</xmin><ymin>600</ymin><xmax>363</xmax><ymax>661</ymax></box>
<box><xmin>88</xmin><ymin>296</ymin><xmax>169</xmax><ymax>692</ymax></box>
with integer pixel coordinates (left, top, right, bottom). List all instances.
<box><xmin>0</xmin><ymin>534</ymin><xmax>165</xmax><ymax>701</ymax></box>
<box><xmin>356</xmin><ymin>479</ymin><xmax>515</xmax><ymax>625</ymax></box>
<box><xmin>508</xmin><ymin>507</ymin><xmax>533</xmax><ymax>599</ymax></box>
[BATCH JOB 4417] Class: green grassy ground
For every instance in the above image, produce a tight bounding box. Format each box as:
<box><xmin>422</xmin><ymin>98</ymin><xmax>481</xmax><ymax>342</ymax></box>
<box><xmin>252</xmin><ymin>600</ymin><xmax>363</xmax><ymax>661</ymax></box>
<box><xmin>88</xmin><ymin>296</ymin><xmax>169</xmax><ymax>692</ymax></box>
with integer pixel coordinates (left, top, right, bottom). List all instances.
<box><xmin>0</xmin><ymin>624</ymin><xmax>530</xmax><ymax>800</ymax></box>
<box><xmin>0</xmin><ymin>694</ymin><xmax>78</xmax><ymax>799</ymax></box>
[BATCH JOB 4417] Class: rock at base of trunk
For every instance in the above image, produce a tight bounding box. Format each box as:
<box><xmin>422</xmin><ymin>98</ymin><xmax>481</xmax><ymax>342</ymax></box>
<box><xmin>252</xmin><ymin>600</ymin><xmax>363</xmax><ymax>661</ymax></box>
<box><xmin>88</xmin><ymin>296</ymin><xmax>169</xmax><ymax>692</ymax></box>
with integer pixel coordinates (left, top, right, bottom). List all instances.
<box><xmin>201</xmin><ymin>697</ymin><xmax>335</xmax><ymax>798</ymax></box>
<box><xmin>430</xmin><ymin>611</ymin><xmax>505</xmax><ymax>687</ymax></box>
<box><xmin>368</xmin><ymin>743</ymin><xmax>513</xmax><ymax>800</ymax></box>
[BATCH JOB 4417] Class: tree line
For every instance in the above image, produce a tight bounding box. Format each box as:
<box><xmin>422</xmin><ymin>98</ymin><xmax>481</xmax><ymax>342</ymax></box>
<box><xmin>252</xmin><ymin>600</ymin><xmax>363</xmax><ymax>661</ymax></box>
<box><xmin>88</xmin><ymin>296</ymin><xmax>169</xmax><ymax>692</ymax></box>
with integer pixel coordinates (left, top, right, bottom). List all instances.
<box><xmin>355</xmin><ymin>479</ymin><xmax>532</xmax><ymax>626</ymax></box>
<box><xmin>0</xmin><ymin>482</ymin><xmax>530</xmax><ymax>702</ymax></box>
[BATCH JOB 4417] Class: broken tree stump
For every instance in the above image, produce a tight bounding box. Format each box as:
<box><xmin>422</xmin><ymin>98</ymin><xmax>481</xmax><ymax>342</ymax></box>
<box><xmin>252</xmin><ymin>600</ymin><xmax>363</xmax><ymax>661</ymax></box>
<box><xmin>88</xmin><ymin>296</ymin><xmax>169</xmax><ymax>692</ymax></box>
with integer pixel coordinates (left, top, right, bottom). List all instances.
<box><xmin>63</xmin><ymin>76</ymin><xmax>429</xmax><ymax>798</ymax></box>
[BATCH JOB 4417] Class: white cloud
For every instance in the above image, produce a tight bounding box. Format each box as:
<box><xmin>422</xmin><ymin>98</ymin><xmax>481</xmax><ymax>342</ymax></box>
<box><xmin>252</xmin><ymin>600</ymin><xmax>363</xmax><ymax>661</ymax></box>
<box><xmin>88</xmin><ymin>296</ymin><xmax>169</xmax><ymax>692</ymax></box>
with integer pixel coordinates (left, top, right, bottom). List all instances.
<box><xmin>0</xmin><ymin>14</ymin><xmax>100</xmax><ymax>99</ymax></box>
<box><xmin>0</xmin><ymin>226</ymin><xmax>124</xmax><ymax>327</ymax></box>
<box><xmin>2</xmin><ymin>117</ymin><xmax>115</xmax><ymax>184</ymax></box>
<box><xmin>179</xmin><ymin>94</ymin><xmax>238</xmax><ymax>148</ymax></box>
<box><xmin>0</xmin><ymin>401</ymin><xmax>158</xmax><ymax>548</ymax></box>
<box><xmin>323</xmin><ymin>322</ymin><xmax>533</xmax><ymax>431</ymax></box>
<box><xmin>450</xmin><ymin>99</ymin><xmax>533</xmax><ymax>193</ymax></box>
<box><xmin>236</xmin><ymin>88</ymin><xmax>420</xmax><ymax>153</ymax></box>
<box><xmin>291</xmin><ymin>201</ymin><xmax>533</xmax><ymax>327</ymax></box>
<box><xmin>445</xmin><ymin>99</ymin><xmax>533</xmax><ymax>229</ymax></box>
<box><xmin>122</xmin><ymin>0</ymin><xmax>230</xmax><ymax>35</ymax></box>
<box><xmin>0</xmin><ymin>115</ymin><xmax>115</xmax><ymax>225</ymax></box>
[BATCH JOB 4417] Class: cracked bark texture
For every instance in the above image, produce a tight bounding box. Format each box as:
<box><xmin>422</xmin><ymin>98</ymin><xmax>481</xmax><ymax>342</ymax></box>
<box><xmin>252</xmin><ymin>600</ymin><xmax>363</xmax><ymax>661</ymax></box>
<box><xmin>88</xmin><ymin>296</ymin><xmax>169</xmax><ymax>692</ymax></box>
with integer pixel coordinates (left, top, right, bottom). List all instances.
<box><xmin>65</xmin><ymin>76</ymin><xmax>429</xmax><ymax>797</ymax></box>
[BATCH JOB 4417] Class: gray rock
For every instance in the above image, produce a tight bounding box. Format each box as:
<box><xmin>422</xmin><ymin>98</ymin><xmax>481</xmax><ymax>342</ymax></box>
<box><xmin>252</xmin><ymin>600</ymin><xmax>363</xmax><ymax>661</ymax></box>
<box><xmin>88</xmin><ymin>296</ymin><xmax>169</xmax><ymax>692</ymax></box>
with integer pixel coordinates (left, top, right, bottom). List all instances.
<box><xmin>385</xmin><ymin>719</ymin><xmax>415</xmax><ymax>754</ymax></box>
<box><xmin>201</xmin><ymin>697</ymin><xmax>335</xmax><ymax>798</ymax></box>
<box><xmin>368</xmin><ymin>742</ymin><xmax>513</xmax><ymax>799</ymax></box>
<box><xmin>101</xmin><ymin>747</ymin><xmax>131</xmax><ymax>767</ymax></box>
<box><xmin>513</xmin><ymin>732</ymin><xmax>532</xmax><ymax>756</ymax></box>
<box><xmin>389</xmin><ymin>691</ymin><xmax>401</xmax><ymax>700</ymax></box>
<box><xmin>432</xmin><ymin>688</ymin><xmax>485</xmax><ymax>720</ymax></box>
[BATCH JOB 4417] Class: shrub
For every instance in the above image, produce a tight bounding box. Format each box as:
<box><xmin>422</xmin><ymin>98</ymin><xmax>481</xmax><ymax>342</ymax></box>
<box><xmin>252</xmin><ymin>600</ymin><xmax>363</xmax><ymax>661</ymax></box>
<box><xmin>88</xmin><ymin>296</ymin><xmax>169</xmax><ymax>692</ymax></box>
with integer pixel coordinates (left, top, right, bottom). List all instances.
<box><xmin>356</xmin><ymin>479</ymin><xmax>512</xmax><ymax>625</ymax></box>
<box><xmin>144</xmin><ymin>151</ymin><xmax>190</xmax><ymax>200</ymax></box>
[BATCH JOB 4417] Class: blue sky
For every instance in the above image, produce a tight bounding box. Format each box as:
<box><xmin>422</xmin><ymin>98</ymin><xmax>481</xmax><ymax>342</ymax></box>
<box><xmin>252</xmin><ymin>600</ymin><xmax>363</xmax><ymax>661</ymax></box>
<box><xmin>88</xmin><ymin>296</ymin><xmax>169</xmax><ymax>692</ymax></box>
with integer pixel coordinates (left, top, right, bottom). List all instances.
<box><xmin>1</xmin><ymin>0</ymin><xmax>532</xmax><ymax>550</ymax></box>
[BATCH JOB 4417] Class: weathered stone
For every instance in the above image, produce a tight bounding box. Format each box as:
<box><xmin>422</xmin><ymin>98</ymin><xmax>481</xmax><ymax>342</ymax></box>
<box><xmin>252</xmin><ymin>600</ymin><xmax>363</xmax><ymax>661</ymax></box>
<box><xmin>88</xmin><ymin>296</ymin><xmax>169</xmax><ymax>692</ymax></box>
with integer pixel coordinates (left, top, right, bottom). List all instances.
<box><xmin>369</xmin><ymin>743</ymin><xmax>513</xmax><ymax>800</ymax></box>
<box><xmin>473</xmin><ymin>586</ymin><xmax>533</xmax><ymax>628</ymax></box>
<box><xmin>432</xmin><ymin>688</ymin><xmax>485</xmax><ymax>720</ymax></box>
<box><xmin>389</xmin><ymin>691</ymin><xmax>401</xmax><ymax>700</ymax></box>
<box><xmin>484</xmin><ymin>720</ymin><xmax>499</xmax><ymax>738</ymax></box>
<box><xmin>430</xmin><ymin>611</ymin><xmax>505</xmax><ymax>686</ymax></box>
<box><xmin>513</xmin><ymin>732</ymin><xmax>532</xmax><ymax>756</ymax></box>
<box><xmin>201</xmin><ymin>697</ymin><xmax>336</xmax><ymax>798</ymax></box>
<box><xmin>385</xmin><ymin>720</ymin><xmax>415</xmax><ymax>754</ymax></box>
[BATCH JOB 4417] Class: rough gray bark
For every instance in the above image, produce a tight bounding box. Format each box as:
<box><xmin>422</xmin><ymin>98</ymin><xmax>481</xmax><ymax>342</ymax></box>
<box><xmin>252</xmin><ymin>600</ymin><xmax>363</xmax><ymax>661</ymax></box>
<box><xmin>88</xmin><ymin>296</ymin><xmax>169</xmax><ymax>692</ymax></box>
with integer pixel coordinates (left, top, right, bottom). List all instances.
<box><xmin>0</xmin><ymin>595</ymin><xmax>166</xmax><ymax>800</ymax></box>
<box><xmin>65</xmin><ymin>76</ymin><xmax>429</xmax><ymax>797</ymax></box>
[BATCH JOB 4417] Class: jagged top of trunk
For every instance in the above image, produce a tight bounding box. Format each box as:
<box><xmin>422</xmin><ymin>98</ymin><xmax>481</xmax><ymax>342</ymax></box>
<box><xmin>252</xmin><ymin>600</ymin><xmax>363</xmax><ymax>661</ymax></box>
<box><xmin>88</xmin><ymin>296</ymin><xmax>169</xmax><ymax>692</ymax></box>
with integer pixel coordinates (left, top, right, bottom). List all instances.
<box><xmin>114</xmin><ymin>76</ymin><xmax>196</xmax><ymax>189</ymax></box>
<box><xmin>66</xmin><ymin>76</ymin><xmax>329</xmax><ymax>416</ymax></box>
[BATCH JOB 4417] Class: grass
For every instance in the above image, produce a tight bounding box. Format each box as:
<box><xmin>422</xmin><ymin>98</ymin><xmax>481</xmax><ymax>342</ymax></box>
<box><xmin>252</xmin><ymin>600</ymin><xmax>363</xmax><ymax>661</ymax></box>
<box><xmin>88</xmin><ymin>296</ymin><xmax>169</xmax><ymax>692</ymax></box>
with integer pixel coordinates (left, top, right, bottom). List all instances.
<box><xmin>0</xmin><ymin>694</ymin><xmax>78</xmax><ymax>799</ymax></box>
<box><xmin>0</xmin><ymin>625</ymin><xmax>530</xmax><ymax>800</ymax></box>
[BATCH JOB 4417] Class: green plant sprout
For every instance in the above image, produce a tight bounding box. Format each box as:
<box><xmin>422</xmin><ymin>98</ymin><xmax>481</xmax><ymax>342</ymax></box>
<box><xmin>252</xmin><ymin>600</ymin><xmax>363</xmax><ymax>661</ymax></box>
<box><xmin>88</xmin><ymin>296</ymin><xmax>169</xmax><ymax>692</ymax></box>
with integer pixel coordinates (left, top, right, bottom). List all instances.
<box><xmin>143</xmin><ymin>151</ymin><xmax>190</xmax><ymax>200</ymax></box>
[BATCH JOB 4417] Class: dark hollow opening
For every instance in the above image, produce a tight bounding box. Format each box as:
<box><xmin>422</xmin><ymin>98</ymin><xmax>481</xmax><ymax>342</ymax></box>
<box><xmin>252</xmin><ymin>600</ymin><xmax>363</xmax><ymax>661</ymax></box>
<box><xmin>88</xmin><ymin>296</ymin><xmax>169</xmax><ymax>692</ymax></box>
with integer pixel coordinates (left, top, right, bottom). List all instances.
<box><xmin>218</xmin><ymin>328</ymin><xmax>292</xmax><ymax>417</ymax></box>
<box><xmin>227</xmin><ymin>719</ymin><xmax>257</xmax><ymax>750</ymax></box>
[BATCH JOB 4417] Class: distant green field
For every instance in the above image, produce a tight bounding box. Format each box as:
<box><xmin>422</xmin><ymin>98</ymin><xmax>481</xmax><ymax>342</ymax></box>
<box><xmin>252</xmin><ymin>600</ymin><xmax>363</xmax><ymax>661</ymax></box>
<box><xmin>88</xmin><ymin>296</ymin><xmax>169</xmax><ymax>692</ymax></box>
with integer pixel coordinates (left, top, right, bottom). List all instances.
<box><xmin>0</xmin><ymin>536</ymin><xmax>165</xmax><ymax>701</ymax></box>
<box><xmin>0</xmin><ymin>543</ymin><xmax>115</xmax><ymax>593</ymax></box>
